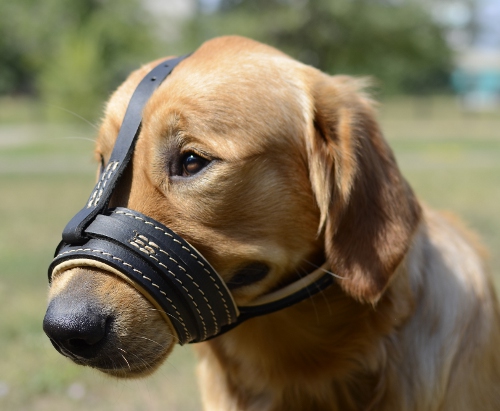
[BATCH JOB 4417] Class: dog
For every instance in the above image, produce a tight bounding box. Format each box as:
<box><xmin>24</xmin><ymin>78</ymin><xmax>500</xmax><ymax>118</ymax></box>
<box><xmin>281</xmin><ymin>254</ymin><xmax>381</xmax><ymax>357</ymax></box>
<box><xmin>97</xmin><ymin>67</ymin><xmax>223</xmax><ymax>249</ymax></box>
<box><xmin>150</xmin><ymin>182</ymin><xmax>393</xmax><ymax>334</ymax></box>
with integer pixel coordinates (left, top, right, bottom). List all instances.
<box><xmin>43</xmin><ymin>36</ymin><xmax>500</xmax><ymax>410</ymax></box>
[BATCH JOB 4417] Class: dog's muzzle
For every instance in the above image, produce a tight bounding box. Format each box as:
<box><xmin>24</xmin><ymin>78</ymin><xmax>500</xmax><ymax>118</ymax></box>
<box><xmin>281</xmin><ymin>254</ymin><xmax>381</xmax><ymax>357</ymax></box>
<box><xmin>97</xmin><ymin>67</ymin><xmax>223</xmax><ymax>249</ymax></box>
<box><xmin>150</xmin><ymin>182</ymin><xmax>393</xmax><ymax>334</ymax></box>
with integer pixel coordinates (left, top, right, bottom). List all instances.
<box><xmin>48</xmin><ymin>55</ymin><xmax>333</xmax><ymax>345</ymax></box>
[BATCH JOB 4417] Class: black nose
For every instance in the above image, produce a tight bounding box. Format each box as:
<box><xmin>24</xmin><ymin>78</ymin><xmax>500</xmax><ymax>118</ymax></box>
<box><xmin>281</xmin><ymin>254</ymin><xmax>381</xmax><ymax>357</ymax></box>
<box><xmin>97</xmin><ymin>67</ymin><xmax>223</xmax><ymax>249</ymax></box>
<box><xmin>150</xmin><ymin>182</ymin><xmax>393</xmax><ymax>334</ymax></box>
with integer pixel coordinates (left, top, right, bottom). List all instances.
<box><xmin>43</xmin><ymin>297</ymin><xmax>111</xmax><ymax>360</ymax></box>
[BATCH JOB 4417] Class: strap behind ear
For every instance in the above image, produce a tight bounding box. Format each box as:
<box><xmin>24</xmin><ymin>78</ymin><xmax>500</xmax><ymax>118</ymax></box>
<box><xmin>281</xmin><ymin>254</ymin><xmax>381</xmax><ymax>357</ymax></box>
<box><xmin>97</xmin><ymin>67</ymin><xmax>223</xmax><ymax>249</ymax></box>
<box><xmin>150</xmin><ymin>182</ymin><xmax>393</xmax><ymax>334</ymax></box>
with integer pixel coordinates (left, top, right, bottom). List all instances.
<box><xmin>308</xmin><ymin>74</ymin><xmax>421</xmax><ymax>303</ymax></box>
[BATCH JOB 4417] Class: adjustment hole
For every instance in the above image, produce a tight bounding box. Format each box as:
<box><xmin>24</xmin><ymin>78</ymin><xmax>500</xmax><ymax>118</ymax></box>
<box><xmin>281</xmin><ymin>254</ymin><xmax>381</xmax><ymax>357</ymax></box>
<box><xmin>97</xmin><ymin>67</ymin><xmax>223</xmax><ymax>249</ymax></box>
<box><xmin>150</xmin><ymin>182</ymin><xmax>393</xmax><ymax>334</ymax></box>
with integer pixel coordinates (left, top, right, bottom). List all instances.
<box><xmin>151</xmin><ymin>77</ymin><xmax>157</xmax><ymax>81</ymax></box>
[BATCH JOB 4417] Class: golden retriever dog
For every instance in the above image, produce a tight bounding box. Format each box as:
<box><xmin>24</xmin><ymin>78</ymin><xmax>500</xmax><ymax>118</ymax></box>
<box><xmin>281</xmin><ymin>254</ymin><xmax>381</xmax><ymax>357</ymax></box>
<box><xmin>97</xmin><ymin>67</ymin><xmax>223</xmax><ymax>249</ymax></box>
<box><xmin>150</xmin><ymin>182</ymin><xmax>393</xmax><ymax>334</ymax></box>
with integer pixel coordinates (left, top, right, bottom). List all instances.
<box><xmin>44</xmin><ymin>36</ymin><xmax>500</xmax><ymax>410</ymax></box>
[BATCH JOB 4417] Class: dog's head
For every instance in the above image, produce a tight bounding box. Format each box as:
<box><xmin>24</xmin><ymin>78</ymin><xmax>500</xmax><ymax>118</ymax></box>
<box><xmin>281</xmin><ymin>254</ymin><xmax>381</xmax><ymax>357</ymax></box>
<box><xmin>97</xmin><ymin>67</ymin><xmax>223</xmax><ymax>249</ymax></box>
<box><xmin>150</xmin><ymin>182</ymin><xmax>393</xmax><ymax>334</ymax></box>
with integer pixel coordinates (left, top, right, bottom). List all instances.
<box><xmin>43</xmin><ymin>36</ymin><xmax>420</xmax><ymax>377</ymax></box>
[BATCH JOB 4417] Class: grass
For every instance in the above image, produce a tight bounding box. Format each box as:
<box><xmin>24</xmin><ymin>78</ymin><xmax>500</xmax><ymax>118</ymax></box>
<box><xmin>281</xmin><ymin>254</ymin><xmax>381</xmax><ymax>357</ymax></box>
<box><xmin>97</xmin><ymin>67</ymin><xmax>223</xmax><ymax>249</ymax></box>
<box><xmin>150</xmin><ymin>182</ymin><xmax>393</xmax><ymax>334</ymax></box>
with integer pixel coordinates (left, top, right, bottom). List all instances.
<box><xmin>0</xmin><ymin>95</ymin><xmax>499</xmax><ymax>410</ymax></box>
<box><xmin>378</xmin><ymin>95</ymin><xmax>500</xmax><ymax>287</ymax></box>
<box><xmin>0</xmin><ymin>97</ymin><xmax>46</xmax><ymax>124</ymax></box>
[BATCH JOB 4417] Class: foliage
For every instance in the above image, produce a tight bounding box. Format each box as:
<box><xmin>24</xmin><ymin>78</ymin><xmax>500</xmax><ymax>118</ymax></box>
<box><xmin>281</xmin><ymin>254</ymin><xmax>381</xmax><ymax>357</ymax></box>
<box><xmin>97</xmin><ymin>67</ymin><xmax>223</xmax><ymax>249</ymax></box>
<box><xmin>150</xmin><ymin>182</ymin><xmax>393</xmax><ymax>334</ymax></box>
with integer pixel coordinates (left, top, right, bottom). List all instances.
<box><xmin>0</xmin><ymin>0</ymin><xmax>162</xmax><ymax>121</ymax></box>
<box><xmin>0</xmin><ymin>0</ymin><xmax>455</xmax><ymax>122</ymax></box>
<box><xmin>185</xmin><ymin>0</ymin><xmax>453</xmax><ymax>95</ymax></box>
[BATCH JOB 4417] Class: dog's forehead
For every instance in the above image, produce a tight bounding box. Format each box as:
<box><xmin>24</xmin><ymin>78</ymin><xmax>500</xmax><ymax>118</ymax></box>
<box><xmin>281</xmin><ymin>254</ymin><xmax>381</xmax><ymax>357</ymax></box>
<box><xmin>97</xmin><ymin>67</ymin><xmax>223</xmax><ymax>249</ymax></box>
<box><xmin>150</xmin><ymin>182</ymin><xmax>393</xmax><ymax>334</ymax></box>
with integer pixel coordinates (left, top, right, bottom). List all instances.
<box><xmin>97</xmin><ymin>37</ymin><xmax>311</xmax><ymax>156</ymax></box>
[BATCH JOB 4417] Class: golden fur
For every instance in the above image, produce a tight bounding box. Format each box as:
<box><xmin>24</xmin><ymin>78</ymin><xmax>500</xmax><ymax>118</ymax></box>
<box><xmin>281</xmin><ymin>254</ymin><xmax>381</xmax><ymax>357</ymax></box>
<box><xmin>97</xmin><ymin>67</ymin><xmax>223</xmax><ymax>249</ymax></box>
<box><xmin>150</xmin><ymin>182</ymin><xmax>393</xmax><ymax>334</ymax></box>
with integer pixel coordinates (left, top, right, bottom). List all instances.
<box><xmin>47</xmin><ymin>36</ymin><xmax>500</xmax><ymax>410</ymax></box>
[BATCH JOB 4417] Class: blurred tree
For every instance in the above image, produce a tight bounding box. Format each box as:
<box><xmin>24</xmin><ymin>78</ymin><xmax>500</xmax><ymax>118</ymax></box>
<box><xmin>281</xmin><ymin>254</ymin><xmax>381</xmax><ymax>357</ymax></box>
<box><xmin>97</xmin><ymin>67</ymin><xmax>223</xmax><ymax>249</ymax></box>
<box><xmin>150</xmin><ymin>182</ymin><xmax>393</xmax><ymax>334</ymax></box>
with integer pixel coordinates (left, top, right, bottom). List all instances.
<box><xmin>0</xmin><ymin>0</ymin><xmax>455</xmax><ymax>123</ymax></box>
<box><xmin>0</xmin><ymin>0</ymin><xmax>162</xmax><ymax>121</ymax></box>
<box><xmin>184</xmin><ymin>0</ymin><xmax>453</xmax><ymax>95</ymax></box>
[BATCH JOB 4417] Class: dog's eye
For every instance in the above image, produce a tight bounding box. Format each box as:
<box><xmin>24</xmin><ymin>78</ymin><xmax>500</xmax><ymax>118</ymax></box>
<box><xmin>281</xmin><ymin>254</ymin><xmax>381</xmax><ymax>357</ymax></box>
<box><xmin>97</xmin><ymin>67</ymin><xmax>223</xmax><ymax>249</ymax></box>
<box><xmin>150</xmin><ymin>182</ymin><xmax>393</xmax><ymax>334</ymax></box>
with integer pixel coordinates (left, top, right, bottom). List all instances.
<box><xmin>182</xmin><ymin>153</ymin><xmax>209</xmax><ymax>176</ymax></box>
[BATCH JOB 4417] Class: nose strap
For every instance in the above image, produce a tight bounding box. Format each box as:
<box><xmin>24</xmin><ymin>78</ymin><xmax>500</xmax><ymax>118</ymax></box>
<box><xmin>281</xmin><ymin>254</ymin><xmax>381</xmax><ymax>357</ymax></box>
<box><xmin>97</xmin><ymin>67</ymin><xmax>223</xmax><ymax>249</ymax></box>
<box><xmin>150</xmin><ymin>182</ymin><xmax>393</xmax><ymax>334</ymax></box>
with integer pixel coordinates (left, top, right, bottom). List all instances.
<box><xmin>51</xmin><ymin>207</ymin><xmax>239</xmax><ymax>344</ymax></box>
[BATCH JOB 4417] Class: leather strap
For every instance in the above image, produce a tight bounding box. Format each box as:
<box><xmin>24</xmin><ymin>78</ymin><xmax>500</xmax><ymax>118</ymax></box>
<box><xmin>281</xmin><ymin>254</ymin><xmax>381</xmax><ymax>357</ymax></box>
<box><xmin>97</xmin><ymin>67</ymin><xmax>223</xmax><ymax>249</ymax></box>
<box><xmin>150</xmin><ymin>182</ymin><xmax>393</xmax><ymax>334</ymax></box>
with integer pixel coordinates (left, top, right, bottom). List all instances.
<box><xmin>49</xmin><ymin>53</ymin><xmax>334</xmax><ymax>344</ymax></box>
<box><xmin>52</xmin><ymin>207</ymin><xmax>333</xmax><ymax>344</ymax></box>
<box><xmin>62</xmin><ymin>56</ymin><xmax>188</xmax><ymax>244</ymax></box>
<box><xmin>52</xmin><ymin>207</ymin><xmax>239</xmax><ymax>344</ymax></box>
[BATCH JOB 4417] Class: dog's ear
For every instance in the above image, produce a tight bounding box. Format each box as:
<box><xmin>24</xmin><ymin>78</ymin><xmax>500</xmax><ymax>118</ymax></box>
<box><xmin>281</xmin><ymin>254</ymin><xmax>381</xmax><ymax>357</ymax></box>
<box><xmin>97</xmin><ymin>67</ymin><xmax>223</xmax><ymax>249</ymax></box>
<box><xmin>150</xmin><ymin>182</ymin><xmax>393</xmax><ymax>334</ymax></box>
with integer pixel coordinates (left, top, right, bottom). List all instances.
<box><xmin>306</xmin><ymin>73</ymin><xmax>421</xmax><ymax>304</ymax></box>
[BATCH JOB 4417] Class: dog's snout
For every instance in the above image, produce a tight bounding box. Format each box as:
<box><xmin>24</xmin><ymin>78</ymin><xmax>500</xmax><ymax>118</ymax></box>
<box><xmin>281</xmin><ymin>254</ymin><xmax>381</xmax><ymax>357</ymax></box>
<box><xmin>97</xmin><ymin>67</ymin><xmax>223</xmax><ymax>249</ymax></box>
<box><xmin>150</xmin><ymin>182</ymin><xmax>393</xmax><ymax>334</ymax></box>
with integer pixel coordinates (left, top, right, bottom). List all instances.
<box><xmin>43</xmin><ymin>298</ymin><xmax>110</xmax><ymax>359</ymax></box>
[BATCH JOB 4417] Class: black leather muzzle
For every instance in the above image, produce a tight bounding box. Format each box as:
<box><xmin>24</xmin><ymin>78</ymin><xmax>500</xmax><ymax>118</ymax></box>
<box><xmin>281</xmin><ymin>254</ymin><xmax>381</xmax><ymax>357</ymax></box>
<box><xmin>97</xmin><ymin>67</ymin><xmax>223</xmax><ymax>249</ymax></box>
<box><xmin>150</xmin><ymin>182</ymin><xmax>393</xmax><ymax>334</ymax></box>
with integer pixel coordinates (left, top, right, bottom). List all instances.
<box><xmin>48</xmin><ymin>54</ymin><xmax>333</xmax><ymax>345</ymax></box>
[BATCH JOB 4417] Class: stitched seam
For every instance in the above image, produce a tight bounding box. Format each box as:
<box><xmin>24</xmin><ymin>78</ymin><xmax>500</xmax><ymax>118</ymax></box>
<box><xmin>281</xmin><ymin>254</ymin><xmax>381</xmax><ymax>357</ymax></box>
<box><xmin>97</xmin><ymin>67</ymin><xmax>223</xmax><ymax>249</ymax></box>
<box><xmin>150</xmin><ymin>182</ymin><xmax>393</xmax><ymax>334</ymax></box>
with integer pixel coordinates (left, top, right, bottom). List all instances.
<box><xmin>54</xmin><ymin>248</ymin><xmax>190</xmax><ymax>342</ymax></box>
<box><xmin>186</xmin><ymin>251</ymin><xmax>233</xmax><ymax>325</ymax></box>
<box><xmin>87</xmin><ymin>161</ymin><xmax>119</xmax><ymax>208</ymax></box>
<box><xmin>130</xmin><ymin>232</ymin><xmax>212</xmax><ymax>339</ymax></box>
<box><xmin>114</xmin><ymin>210</ymin><xmax>233</xmax><ymax>325</ymax></box>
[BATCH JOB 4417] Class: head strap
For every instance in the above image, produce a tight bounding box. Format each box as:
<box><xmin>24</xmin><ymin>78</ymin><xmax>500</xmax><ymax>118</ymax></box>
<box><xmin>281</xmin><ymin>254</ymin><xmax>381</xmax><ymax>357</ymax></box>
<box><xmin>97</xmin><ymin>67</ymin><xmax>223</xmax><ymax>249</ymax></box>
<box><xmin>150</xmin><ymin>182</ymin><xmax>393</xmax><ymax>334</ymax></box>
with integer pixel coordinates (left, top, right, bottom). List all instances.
<box><xmin>49</xmin><ymin>55</ymin><xmax>333</xmax><ymax>344</ymax></box>
<box><xmin>62</xmin><ymin>56</ymin><xmax>188</xmax><ymax>244</ymax></box>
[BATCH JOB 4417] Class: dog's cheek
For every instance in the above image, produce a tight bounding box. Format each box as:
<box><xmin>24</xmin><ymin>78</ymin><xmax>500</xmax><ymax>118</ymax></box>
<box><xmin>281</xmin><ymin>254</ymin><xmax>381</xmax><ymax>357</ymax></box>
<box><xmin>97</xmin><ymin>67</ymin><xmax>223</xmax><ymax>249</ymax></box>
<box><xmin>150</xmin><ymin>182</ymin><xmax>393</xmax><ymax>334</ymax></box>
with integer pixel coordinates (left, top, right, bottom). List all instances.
<box><xmin>94</xmin><ymin>274</ymin><xmax>176</xmax><ymax>377</ymax></box>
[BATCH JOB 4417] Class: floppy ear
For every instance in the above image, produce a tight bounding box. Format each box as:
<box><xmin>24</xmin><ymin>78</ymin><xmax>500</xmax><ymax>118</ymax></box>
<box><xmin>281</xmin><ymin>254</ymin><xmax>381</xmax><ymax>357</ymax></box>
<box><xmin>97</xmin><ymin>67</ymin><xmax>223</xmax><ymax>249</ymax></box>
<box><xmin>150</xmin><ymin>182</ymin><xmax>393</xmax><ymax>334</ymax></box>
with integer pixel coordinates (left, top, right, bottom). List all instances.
<box><xmin>306</xmin><ymin>73</ymin><xmax>421</xmax><ymax>304</ymax></box>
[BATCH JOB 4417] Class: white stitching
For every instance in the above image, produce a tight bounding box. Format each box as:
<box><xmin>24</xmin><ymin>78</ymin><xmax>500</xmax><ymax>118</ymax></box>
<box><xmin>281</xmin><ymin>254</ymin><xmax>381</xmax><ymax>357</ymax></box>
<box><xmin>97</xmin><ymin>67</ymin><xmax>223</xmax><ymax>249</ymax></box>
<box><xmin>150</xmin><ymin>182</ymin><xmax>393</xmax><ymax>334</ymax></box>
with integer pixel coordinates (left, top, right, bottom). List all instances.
<box><xmin>54</xmin><ymin>248</ymin><xmax>191</xmax><ymax>342</ymax></box>
<box><xmin>129</xmin><ymin>232</ymin><xmax>212</xmax><ymax>339</ymax></box>
<box><xmin>87</xmin><ymin>161</ymin><xmax>119</xmax><ymax>208</ymax></box>
<box><xmin>114</xmin><ymin>210</ymin><xmax>233</xmax><ymax>326</ymax></box>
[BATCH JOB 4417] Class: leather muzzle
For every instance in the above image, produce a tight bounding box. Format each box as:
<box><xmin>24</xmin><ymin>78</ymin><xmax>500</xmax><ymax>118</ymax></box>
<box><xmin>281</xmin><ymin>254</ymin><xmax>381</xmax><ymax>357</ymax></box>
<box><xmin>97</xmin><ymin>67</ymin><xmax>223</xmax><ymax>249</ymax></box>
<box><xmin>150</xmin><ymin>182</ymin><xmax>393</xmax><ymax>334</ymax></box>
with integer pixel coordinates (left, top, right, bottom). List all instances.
<box><xmin>48</xmin><ymin>54</ymin><xmax>333</xmax><ymax>345</ymax></box>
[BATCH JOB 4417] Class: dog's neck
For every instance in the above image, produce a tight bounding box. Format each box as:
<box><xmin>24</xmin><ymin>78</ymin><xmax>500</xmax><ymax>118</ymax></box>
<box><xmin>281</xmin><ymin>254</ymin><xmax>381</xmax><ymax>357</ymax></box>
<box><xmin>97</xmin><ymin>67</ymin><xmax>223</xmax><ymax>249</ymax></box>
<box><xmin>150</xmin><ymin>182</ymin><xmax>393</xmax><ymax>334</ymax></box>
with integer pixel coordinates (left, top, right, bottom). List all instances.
<box><xmin>195</xmin><ymin>257</ymin><xmax>415</xmax><ymax>411</ymax></box>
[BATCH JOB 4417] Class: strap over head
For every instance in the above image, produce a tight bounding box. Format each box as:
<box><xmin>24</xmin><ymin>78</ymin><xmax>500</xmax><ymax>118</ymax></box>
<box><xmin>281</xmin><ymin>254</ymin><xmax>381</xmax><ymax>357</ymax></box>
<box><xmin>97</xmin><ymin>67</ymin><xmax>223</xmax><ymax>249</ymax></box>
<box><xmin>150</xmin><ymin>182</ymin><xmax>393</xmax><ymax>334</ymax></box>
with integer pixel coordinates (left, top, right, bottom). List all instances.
<box><xmin>49</xmin><ymin>54</ymin><xmax>333</xmax><ymax>344</ymax></box>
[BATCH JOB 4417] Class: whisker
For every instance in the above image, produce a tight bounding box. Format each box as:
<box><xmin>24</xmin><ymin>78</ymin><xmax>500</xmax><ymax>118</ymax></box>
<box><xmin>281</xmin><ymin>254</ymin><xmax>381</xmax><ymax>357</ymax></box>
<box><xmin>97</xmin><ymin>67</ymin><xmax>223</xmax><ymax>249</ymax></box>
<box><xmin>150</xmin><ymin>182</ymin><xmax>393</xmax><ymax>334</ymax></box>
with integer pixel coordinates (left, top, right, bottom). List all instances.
<box><xmin>126</xmin><ymin>350</ymin><xmax>155</xmax><ymax>373</ymax></box>
<box><xmin>136</xmin><ymin>335</ymin><xmax>169</xmax><ymax>349</ymax></box>
<box><xmin>61</xmin><ymin>136</ymin><xmax>97</xmax><ymax>144</ymax></box>
<box><xmin>146</xmin><ymin>307</ymin><xmax>185</xmax><ymax>333</ymax></box>
<box><xmin>118</xmin><ymin>348</ymin><xmax>132</xmax><ymax>372</ymax></box>
<box><xmin>127</xmin><ymin>330</ymin><xmax>173</xmax><ymax>349</ymax></box>
<box><xmin>39</xmin><ymin>135</ymin><xmax>97</xmax><ymax>144</ymax></box>
<box><xmin>303</xmin><ymin>259</ymin><xmax>345</xmax><ymax>280</ymax></box>
<box><xmin>126</xmin><ymin>334</ymin><xmax>182</xmax><ymax>375</ymax></box>
<box><xmin>300</xmin><ymin>261</ymin><xmax>334</xmax><ymax>317</ymax></box>
<box><xmin>46</xmin><ymin>104</ymin><xmax>99</xmax><ymax>130</ymax></box>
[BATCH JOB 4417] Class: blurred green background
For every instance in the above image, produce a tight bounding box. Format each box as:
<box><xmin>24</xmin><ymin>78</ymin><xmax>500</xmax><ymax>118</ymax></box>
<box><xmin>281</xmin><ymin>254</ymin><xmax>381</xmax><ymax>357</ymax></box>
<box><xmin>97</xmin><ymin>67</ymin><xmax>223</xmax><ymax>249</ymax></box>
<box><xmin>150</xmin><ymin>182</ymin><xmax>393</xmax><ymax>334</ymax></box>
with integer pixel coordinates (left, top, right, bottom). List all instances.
<box><xmin>1</xmin><ymin>0</ymin><xmax>499</xmax><ymax>410</ymax></box>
